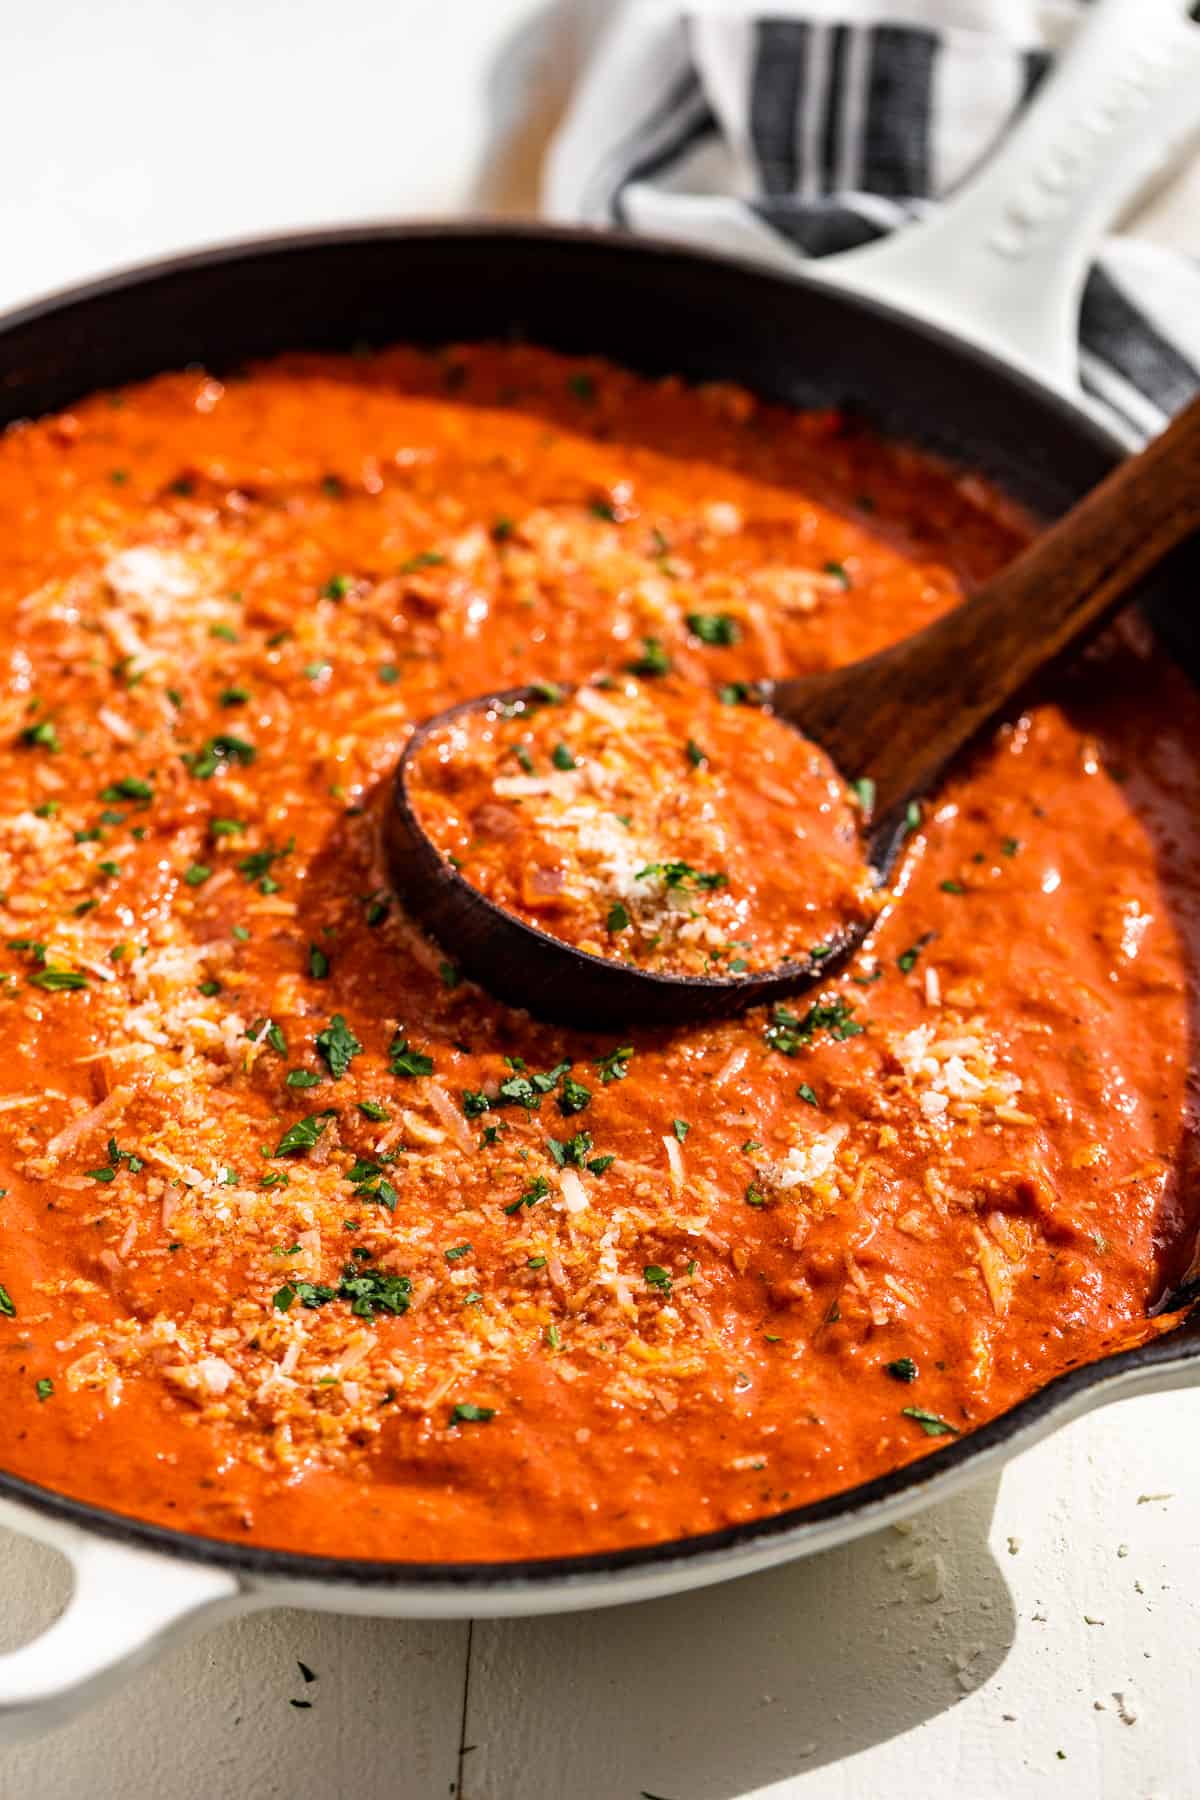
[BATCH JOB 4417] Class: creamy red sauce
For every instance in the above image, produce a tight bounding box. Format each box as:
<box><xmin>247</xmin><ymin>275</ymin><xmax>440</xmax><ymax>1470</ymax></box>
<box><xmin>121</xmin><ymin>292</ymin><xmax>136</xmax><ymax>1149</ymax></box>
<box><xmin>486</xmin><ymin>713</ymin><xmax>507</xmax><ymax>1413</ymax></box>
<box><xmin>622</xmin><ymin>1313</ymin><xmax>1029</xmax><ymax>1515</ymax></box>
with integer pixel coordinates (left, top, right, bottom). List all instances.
<box><xmin>406</xmin><ymin>678</ymin><xmax>874</xmax><ymax>975</ymax></box>
<box><xmin>0</xmin><ymin>345</ymin><xmax>1195</xmax><ymax>1563</ymax></box>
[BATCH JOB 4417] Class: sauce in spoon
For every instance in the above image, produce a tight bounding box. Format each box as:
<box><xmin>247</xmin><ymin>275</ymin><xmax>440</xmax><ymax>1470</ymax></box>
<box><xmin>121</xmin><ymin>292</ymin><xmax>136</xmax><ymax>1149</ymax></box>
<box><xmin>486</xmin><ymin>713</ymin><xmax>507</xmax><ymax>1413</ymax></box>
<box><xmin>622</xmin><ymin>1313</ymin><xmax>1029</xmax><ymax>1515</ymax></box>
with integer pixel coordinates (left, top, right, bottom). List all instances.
<box><xmin>404</xmin><ymin>677</ymin><xmax>878</xmax><ymax>978</ymax></box>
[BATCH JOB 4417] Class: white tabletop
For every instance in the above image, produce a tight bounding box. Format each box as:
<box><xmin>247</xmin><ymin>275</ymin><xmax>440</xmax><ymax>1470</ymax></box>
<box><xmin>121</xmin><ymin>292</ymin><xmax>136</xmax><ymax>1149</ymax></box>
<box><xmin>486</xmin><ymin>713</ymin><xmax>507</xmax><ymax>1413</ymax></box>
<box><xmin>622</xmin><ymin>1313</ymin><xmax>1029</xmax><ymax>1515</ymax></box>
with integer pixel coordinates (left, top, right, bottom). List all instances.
<box><xmin>2</xmin><ymin>5</ymin><xmax>1199</xmax><ymax>1795</ymax></box>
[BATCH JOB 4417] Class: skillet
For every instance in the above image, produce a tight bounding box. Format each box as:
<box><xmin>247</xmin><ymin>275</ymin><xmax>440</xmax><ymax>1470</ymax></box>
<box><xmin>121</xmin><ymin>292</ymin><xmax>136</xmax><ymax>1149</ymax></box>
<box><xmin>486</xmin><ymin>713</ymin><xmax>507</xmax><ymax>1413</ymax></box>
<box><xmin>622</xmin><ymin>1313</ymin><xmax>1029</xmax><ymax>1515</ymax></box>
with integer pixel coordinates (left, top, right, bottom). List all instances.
<box><xmin>2</xmin><ymin>0</ymin><xmax>1200</xmax><ymax>1737</ymax></box>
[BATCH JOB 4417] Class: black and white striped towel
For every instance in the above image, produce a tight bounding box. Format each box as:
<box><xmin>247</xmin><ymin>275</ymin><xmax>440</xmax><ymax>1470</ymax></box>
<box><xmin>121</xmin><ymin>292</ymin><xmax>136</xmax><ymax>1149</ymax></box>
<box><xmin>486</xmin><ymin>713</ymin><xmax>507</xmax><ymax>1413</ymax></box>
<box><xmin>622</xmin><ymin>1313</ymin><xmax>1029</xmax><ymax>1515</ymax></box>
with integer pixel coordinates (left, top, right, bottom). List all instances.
<box><xmin>544</xmin><ymin>1</ymin><xmax>1200</xmax><ymax>440</ymax></box>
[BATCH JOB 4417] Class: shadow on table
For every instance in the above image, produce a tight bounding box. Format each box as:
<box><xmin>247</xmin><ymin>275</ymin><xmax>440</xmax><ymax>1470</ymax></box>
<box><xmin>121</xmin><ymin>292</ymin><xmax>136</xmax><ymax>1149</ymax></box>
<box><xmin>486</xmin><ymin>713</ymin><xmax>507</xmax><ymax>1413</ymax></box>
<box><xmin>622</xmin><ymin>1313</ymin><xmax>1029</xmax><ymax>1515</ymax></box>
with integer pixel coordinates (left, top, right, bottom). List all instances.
<box><xmin>463</xmin><ymin>1474</ymin><xmax>1015</xmax><ymax>1800</ymax></box>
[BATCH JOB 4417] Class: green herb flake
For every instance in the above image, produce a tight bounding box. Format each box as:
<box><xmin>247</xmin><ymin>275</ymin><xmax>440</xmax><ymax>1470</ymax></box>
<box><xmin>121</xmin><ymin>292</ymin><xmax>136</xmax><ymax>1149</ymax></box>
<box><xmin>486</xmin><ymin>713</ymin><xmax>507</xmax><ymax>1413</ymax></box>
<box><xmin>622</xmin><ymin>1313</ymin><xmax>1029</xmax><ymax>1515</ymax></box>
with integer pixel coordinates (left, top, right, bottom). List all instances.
<box><xmin>187</xmin><ymin>735</ymin><xmax>256</xmax><ymax>780</ymax></box>
<box><xmin>606</xmin><ymin>901</ymin><xmax>630</xmax><ymax>933</ymax></box>
<box><xmin>796</xmin><ymin>1083</ymin><xmax>818</xmax><ymax>1106</ymax></box>
<box><xmin>764</xmin><ymin>996</ymin><xmax>862</xmax><ymax>1055</ymax></box>
<box><xmin>184</xmin><ymin>863</ymin><xmax>212</xmax><ymax>887</ymax></box>
<box><xmin>389</xmin><ymin>1035</ymin><xmax>434</xmax><ymax>1078</ymax></box>
<box><xmin>444</xmin><ymin>1243</ymin><xmax>473</xmax><ymax>1263</ymax></box>
<box><xmin>357</xmin><ymin>1100</ymin><xmax>389</xmax><ymax>1122</ymax></box>
<box><xmin>29</xmin><ymin>968</ymin><xmax>88</xmax><ymax>992</ymax></box>
<box><xmin>886</xmin><ymin>1357</ymin><xmax>918</xmax><ymax>1383</ymax></box>
<box><xmin>35</xmin><ymin>1377</ymin><xmax>53</xmax><ymax>1402</ymax></box>
<box><xmin>20</xmin><ymin>720</ymin><xmax>60</xmax><ymax>753</ymax></box>
<box><xmin>449</xmin><ymin>1401</ymin><xmax>495</xmax><ymax>1425</ymax></box>
<box><xmin>940</xmin><ymin>879</ymin><xmax>966</xmax><ymax>895</ymax></box>
<box><xmin>897</xmin><ymin>931</ymin><xmax>935</xmax><ymax>975</ymax></box>
<box><xmin>307</xmin><ymin>944</ymin><xmax>330</xmax><ymax>981</ymax></box>
<box><xmin>551</xmin><ymin>742</ymin><xmax>577</xmax><ymax>772</ymax></box>
<box><xmin>595</xmin><ymin>1046</ymin><xmax>634</xmax><ymax>1084</ymax></box>
<box><xmin>315</xmin><ymin>1013</ymin><xmax>362</xmax><ymax>1080</ymax></box>
<box><xmin>686</xmin><ymin>611</ymin><xmax>740</xmax><ymax>646</ymax></box>
<box><xmin>626</xmin><ymin>636</ymin><xmax>671</xmax><ymax>677</ymax></box>
<box><xmin>0</xmin><ymin>1284</ymin><xmax>16</xmax><ymax>1318</ymax></box>
<box><xmin>824</xmin><ymin>560</ymin><xmax>851</xmax><ymax>588</ymax></box>
<box><xmin>644</xmin><ymin>1264</ymin><xmax>672</xmax><ymax>1295</ymax></box>
<box><xmin>672</xmin><ymin>1118</ymin><xmax>690</xmax><ymax>1142</ymax></box>
<box><xmin>902</xmin><ymin>1405</ymin><xmax>959</xmax><ymax>1437</ymax></box>
<box><xmin>273</xmin><ymin>1111</ymin><xmax>336</xmax><ymax>1158</ymax></box>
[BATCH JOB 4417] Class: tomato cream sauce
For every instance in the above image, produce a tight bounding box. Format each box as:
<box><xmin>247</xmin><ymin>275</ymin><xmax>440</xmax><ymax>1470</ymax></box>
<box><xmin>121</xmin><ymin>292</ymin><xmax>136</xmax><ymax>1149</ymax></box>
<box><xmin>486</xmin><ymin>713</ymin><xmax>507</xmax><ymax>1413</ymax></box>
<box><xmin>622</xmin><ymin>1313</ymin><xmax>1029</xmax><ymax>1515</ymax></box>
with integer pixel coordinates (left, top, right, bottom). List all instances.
<box><xmin>0</xmin><ymin>345</ymin><xmax>1195</xmax><ymax>1563</ymax></box>
<box><xmin>405</xmin><ymin>678</ymin><xmax>875</xmax><ymax>975</ymax></box>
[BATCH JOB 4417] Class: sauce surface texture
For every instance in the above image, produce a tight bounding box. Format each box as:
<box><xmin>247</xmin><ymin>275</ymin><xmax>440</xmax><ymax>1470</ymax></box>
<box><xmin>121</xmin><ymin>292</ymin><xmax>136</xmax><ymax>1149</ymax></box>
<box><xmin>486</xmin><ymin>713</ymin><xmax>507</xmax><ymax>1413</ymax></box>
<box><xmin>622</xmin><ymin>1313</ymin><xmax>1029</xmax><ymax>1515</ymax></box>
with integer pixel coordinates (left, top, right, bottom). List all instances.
<box><xmin>0</xmin><ymin>345</ymin><xmax>1196</xmax><ymax>1563</ymax></box>
<box><xmin>406</xmin><ymin>678</ymin><xmax>874</xmax><ymax>975</ymax></box>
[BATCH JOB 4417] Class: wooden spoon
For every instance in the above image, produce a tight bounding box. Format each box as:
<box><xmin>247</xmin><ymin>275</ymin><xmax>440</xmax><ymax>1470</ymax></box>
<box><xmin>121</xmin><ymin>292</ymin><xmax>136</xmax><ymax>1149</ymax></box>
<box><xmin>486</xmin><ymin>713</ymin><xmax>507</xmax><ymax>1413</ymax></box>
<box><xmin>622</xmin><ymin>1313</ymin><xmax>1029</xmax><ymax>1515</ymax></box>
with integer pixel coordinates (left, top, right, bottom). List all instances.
<box><xmin>387</xmin><ymin>395</ymin><xmax>1200</xmax><ymax>1029</ymax></box>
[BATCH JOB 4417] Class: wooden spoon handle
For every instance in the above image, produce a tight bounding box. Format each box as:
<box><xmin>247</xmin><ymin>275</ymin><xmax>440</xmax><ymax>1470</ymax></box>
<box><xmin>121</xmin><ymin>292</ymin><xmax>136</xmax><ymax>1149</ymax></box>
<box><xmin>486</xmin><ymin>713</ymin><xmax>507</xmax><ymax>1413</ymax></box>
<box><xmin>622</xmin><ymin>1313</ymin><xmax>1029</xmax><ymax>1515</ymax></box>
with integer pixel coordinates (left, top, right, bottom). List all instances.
<box><xmin>774</xmin><ymin>392</ymin><xmax>1200</xmax><ymax>825</ymax></box>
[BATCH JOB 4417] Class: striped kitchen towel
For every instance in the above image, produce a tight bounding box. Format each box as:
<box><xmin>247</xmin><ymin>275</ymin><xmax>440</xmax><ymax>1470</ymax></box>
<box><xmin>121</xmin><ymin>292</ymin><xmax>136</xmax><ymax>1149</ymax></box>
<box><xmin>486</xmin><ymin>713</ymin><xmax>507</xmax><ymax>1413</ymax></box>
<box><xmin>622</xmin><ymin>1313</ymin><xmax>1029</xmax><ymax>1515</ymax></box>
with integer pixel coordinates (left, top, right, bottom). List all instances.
<box><xmin>544</xmin><ymin>1</ymin><xmax>1200</xmax><ymax>439</ymax></box>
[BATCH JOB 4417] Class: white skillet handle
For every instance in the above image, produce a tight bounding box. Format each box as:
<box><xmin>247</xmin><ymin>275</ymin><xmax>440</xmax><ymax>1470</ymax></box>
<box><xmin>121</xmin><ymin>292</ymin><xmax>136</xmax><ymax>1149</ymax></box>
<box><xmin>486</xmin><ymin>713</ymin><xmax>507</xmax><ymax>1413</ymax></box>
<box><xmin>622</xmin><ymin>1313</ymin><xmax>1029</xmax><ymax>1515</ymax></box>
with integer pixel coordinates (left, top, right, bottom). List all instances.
<box><xmin>0</xmin><ymin>1503</ymin><xmax>248</xmax><ymax>1739</ymax></box>
<box><xmin>807</xmin><ymin>0</ymin><xmax>1200</xmax><ymax>397</ymax></box>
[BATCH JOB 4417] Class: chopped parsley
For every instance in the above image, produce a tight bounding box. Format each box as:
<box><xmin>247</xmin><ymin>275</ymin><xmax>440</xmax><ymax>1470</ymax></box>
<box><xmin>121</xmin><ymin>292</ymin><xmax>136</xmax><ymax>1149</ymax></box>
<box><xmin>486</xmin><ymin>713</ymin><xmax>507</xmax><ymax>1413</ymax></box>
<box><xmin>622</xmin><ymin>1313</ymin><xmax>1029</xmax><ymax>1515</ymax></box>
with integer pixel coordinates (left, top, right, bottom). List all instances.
<box><xmin>388</xmin><ymin>1035</ymin><xmax>434</xmax><ymax>1078</ymax></box>
<box><xmin>686</xmin><ymin>611</ymin><xmax>740</xmax><ymax>646</ymax></box>
<box><xmin>186</xmin><ymin>735</ymin><xmax>256</xmax><ymax>780</ymax></box>
<box><xmin>444</xmin><ymin>1243</ymin><xmax>472</xmax><ymax>1262</ymax></box>
<box><xmin>504</xmin><ymin>1174</ymin><xmax>550</xmax><ymax>1214</ymax></box>
<box><xmin>274</xmin><ymin>1262</ymin><xmax>413</xmax><ymax>1320</ymax></box>
<box><xmin>238</xmin><ymin>839</ymin><xmax>294</xmax><ymax>893</ymax></box>
<box><xmin>315</xmin><ymin>1013</ymin><xmax>362</xmax><ymax>1079</ymax></box>
<box><xmin>551</xmin><ymin>742</ymin><xmax>577</xmax><ymax>772</ymax></box>
<box><xmin>824</xmin><ymin>560</ymin><xmax>851</xmax><ymax>588</ymax></box>
<box><xmin>685</xmin><ymin>738</ymin><xmax>709</xmax><ymax>769</ymax></box>
<box><xmin>940</xmin><ymin>879</ymin><xmax>966</xmax><ymax>895</ymax></box>
<box><xmin>307</xmin><ymin>944</ymin><xmax>330</xmax><ymax>980</ymax></box>
<box><xmin>887</xmin><ymin>1357</ymin><xmax>918</xmax><ymax>1382</ymax></box>
<box><xmin>672</xmin><ymin>1118</ymin><xmax>690</xmax><ymax>1142</ymax></box>
<box><xmin>795</xmin><ymin>1083</ymin><xmax>818</xmax><ymax>1106</ymax></box>
<box><xmin>644</xmin><ymin>1264</ymin><xmax>672</xmax><ymax>1295</ymax></box>
<box><xmin>606</xmin><ymin>901</ymin><xmax>630</xmax><ymax>933</ymax></box>
<box><xmin>28</xmin><ymin>967</ymin><xmax>88</xmax><ymax>991</ymax></box>
<box><xmin>902</xmin><ymin>1405</ymin><xmax>958</xmax><ymax>1437</ymax></box>
<box><xmin>626</xmin><ymin>637</ymin><xmax>671</xmax><ymax>677</ymax></box>
<box><xmin>764</xmin><ymin>996</ymin><xmax>862</xmax><ymax>1055</ymax></box>
<box><xmin>20</xmin><ymin>719</ymin><xmax>60</xmax><ymax>752</ymax></box>
<box><xmin>100</xmin><ymin>775</ymin><xmax>153</xmax><ymax>804</ymax></box>
<box><xmin>398</xmin><ymin>551</ymin><xmax>446</xmax><ymax>575</ymax></box>
<box><xmin>273</xmin><ymin>1111</ymin><xmax>336</xmax><ymax>1157</ymax></box>
<box><xmin>635</xmin><ymin>860</ymin><xmax>727</xmax><ymax>893</ymax></box>
<box><xmin>0</xmin><ymin>1284</ymin><xmax>15</xmax><ymax>1318</ymax></box>
<box><xmin>851</xmin><ymin>776</ymin><xmax>875</xmax><ymax>813</ymax></box>
<box><xmin>897</xmin><ymin>931</ymin><xmax>935</xmax><ymax>974</ymax></box>
<box><xmin>286</xmin><ymin>1069</ymin><xmax>322</xmax><ymax>1089</ymax></box>
<box><xmin>35</xmin><ymin>1377</ymin><xmax>53</xmax><ymax>1402</ymax></box>
<box><xmin>545</xmin><ymin>1131</ymin><xmax>593</xmax><ymax>1168</ymax></box>
<box><xmin>717</xmin><ymin>681</ymin><xmax>765</xmax><ymax>707</ymax></box>
<box><xmin>357</xmin><ymin>1100</ymin><xmax>389</xmax><ymax>1122</ymax></box>
<box><xmin>183</xmin><ymin>863</ymin><xmax>212</xmax><ymax>886</ymax></box>
<box><xmin>558</xmin><ymin>1075</ymin><xmax>591</xmax><ymax>1115</ymax></box>
<box><xmin>449</xmin><ymin>1402</ymin><xmax>495</xmax><ymax>1425</ymax></box>
<box><xmin>595</xmin><ymin>1045</ymin><xmax>633</xmax><ymax>1084</ymax></box>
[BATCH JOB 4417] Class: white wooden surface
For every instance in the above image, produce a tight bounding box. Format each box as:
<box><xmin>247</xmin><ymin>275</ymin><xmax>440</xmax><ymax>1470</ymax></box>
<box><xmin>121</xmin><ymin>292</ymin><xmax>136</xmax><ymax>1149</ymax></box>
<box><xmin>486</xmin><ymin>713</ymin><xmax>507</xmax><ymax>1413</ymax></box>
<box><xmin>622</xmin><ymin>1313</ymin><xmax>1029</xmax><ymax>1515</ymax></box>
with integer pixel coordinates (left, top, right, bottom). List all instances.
<box><xmin>1</xmin><ymin>5</ymin><xmax>1198</xmax><ymax>1795</ymax></box>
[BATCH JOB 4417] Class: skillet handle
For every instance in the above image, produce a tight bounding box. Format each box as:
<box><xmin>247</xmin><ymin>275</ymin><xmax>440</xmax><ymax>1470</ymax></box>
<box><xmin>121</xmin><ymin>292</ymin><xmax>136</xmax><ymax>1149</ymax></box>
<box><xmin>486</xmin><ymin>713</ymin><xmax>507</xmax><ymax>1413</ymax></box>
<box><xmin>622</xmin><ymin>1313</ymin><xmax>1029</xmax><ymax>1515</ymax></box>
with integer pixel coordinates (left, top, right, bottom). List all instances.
<box><xmin>0</xmin><ymin>1502</ymin><xmax>249</xmax><ymax>1740</ymax></box>
<box><xmin>808</xmin><ymin>0</ymin><xmax>1200</xmax><ymax>401</ymax></box>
